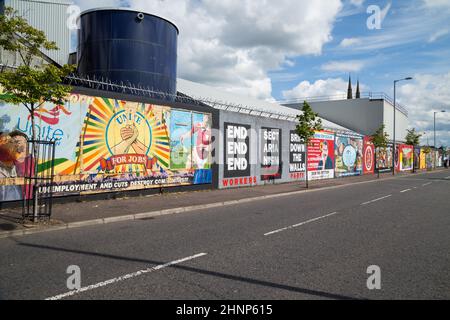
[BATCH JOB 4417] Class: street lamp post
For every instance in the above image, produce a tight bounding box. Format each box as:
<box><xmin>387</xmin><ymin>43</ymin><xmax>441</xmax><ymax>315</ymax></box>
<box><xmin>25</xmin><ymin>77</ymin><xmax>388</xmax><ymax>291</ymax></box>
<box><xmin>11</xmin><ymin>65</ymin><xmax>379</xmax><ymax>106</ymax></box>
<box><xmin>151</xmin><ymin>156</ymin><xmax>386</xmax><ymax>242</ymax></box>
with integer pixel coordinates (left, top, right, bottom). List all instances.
<box><xmin>393</xmin><ymin>77</ymin><xmax>413</xmax><ymax>175</ymax></box>
<box><xmin>434</xmin><ymin>110</ymin><xmax>446</xmax><ymax>169</ymax></box>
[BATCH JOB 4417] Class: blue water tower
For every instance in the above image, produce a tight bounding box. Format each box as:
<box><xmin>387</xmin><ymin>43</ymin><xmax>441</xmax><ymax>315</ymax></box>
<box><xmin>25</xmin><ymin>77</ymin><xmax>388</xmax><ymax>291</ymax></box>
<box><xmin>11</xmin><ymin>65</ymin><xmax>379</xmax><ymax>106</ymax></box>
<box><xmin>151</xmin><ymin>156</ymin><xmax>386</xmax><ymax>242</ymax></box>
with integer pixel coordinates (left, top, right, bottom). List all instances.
<box><xmin>77</xmin><ymin>8</ymin><xmax>179</xmax><ymax>95</ymax></box>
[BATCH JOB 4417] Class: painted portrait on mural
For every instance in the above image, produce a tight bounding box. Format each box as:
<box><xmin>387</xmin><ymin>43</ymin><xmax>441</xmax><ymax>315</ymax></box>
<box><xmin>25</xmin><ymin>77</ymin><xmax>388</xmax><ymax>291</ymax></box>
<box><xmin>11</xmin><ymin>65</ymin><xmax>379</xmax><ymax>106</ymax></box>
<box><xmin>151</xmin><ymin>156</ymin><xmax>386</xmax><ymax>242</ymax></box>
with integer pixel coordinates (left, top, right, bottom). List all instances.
<box><xmin>318</xmin><ymin>140</ymin><xmax>333</xmax><ymax>170</ymax></box>
<box><xmin>308</xmin><ymin>131</ymin><xmax>335</xmax><ymax>181</ymax></box>
<box><xmin>179</xmin><ymin>113</ymin><xmax>212</xmax><ymax>184</ymax></box>
<box><xmin>0</xmin><ymin>131</ymin><xmax>31</xmax><ymax>201</ymax></box>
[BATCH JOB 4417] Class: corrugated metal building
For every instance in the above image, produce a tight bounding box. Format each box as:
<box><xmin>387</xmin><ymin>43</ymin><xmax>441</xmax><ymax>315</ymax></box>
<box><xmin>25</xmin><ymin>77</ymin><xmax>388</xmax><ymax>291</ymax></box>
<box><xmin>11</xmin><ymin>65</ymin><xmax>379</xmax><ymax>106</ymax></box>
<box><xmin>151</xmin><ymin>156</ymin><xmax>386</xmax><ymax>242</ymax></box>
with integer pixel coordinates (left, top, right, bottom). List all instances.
<box><xmin>0</xmin><ymin>0</ymin><xmax>71</xmax><ymax>65</ymax></box>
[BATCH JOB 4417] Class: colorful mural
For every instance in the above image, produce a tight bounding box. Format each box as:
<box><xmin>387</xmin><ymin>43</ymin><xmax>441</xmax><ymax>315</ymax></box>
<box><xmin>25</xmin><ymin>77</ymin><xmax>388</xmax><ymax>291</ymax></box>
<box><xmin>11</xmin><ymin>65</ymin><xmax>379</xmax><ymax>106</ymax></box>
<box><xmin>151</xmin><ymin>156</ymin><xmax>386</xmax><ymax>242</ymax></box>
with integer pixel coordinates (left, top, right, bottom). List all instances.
<box><xmin>363</xmin><ymin>136</ymin><xmax>375</xmax><ymax>174</ymax></box>
<box><xmin>308</xmin><ymin>131</ymin><xmax>335</xmax><ymax>181</ymax></box>
<box><xmin>335</xmin><ymin>133</ymin><xmax>363</xmax><ymax>177</ymax></box>
<box><xmin>376</xmin><ymin>145</ymin><xmax>393</xmax><ymax>171</ymax></box>
<box><xmin>0</xmin><ymin>94</ymin><xmax>213</xmax><ymax>202</ymax></box>
<box><xmin>397</xmin><ymin>144</ymin><xmax>414</xmax><ymax>171</ymax></box>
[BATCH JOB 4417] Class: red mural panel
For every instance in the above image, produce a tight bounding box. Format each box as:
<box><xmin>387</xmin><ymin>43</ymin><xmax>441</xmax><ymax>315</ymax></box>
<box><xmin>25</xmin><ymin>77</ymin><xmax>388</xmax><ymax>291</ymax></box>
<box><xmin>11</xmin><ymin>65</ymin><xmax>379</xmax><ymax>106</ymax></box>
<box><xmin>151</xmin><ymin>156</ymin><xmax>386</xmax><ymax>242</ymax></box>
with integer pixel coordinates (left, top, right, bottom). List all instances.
<box><xmin>363</xmin><ymin>136</ymin><xmax>375</xmax><ymax>174</ymax></box>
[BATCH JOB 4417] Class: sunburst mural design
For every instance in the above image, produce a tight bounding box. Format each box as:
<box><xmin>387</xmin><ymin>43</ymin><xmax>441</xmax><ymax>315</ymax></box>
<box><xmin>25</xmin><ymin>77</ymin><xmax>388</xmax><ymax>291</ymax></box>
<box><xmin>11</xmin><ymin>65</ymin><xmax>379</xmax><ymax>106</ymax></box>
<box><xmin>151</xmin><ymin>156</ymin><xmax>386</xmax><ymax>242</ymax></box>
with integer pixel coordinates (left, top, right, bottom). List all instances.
<box><xmin>75</xmin><ymin>97</ymin><xmax>171</xmax><ymax>175</ymax></box>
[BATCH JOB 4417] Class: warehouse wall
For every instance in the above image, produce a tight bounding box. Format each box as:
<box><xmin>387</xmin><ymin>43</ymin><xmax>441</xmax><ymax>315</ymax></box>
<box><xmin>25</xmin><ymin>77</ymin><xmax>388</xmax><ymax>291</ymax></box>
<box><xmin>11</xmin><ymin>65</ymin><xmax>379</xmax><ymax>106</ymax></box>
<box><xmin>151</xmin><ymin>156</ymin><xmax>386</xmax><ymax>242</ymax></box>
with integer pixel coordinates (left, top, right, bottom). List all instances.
<box><xmin>4</xmin><ymin>0</ymin><xmax>71</xmax><ymax>65</ymax></box>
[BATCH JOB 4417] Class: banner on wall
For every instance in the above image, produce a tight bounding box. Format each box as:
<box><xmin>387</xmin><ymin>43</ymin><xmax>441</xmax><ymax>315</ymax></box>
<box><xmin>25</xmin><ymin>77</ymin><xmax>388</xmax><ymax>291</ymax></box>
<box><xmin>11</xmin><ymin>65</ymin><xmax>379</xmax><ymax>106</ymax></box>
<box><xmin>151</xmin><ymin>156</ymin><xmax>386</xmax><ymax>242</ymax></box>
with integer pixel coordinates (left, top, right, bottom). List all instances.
<box><xmin>397</xmin><ymin>144</ymin><xmax>414</xmax><ymax>171</ymax></box>
<box><xmin>335</xmin><ymin>133</ymin><xmax>363</xmax><ymax>177</ymax></box>
<box><xmin>289</xmin><ymin>131</ymin><xmax>305</xmax><ymax>179</ymax></box>
<box><xmin>414</xmin><ymin>147</ymin><xmax>420</xmax><ymax>169</ymax></box>
<box><xmin>420</xmin><ymin>149</ymin><xmax>427</xmax><ymax>169</ymax></box>
<box><xmin>376</xmin><ymin>144</ymin><xmax>393</xmax><ymax>171</ymax></box>
<box><xmin>0</xmin><ymin>95</ymin><xmax>213</xmax><ymax>202</ymax></box>
<box><xmin>363</xmin><ymin>136</ymin><xmax>375</xmax><ymax>174</ymax></box>
<box><xmin>224</xmin><ymin>123</ymin><xmax>251</xmax><ymax>178</ymax></box>
<box><xmin>261</xmin><ymin>127</ymin><xmax>282</xmax><ymax>180</ymax></box>
<box><xmin>307</xmin><ymin>131</ymin><xmax>335</xmax><ymax>181</ymax></box>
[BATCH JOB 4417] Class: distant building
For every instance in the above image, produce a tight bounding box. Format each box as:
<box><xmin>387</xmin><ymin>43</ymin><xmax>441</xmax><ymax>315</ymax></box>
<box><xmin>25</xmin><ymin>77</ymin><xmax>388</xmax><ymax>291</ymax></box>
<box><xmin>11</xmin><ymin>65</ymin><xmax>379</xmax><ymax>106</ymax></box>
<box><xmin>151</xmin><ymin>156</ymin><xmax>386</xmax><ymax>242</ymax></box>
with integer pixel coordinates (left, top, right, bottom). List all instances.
<box><xmin>0</xmin><ymin>0</ymin><xmax>70</xmax><ymax>66</ymax></box>
<box><xmin>282</xmin><ymin>93</ymin><xmax>410</xmax><ymax>142</ymax></box>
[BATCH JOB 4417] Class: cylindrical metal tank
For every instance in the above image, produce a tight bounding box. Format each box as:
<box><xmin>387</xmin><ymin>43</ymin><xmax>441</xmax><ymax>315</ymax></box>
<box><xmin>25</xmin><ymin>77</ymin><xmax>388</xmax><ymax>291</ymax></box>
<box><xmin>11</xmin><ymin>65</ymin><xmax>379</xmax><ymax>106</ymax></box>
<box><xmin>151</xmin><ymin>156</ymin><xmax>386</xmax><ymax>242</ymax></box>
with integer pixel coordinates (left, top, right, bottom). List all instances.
<box><xmin>77</xmin><ymin>8</ymin><xmax>179</xmax><ymax>95</ymax></box>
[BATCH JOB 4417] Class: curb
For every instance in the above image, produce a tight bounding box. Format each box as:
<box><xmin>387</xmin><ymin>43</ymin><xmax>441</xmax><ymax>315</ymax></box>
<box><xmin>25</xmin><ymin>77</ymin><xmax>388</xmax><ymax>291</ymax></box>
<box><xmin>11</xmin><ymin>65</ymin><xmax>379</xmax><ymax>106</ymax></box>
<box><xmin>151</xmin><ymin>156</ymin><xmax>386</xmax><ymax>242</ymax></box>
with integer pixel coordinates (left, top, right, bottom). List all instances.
<box><xmin>0</xmin><ymin>169</ymin><xmax>446</xmax><ymax>239</ymax></box>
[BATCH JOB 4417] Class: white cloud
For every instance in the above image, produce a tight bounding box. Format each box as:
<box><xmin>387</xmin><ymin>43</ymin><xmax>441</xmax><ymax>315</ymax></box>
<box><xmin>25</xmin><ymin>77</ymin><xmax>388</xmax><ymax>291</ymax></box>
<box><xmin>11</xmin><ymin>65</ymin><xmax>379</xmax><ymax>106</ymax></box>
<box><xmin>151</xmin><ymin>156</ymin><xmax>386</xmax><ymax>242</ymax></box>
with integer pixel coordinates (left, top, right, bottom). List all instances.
<box><xmin>335</xmin><ymin>2</ymin><xmax>449</xmax><ymax>52</ymax></box>
<box><xmin>350</xmin><ymin>0</ymin><xmax>364</xmax><ymax>6</ymax></box>
<box><xmin>115</xmin><ymin>0</ymin><xmax>343</xmax><ymax>100</ymax></box>
<box><xmin>74</xmin><ymin>0</ymin><xmax>124</xmax><ymax>11</ymax></box>
<box><xmin>282</xmin><ymin>78</ymin><xmax>352</xmax><ymax>100</ymax></box>
<box><xmin>428</xmin><ymin>28</ymin><xmax>449</xmax><ymax>43</ymax></box>
<box><xmin>321</xmin><ymin>60</ymin><xmax>366</xmax><ymax>72</ymax></box>
<box><xmin>339</xmin><ymin>38</ymin><xmax>361</xmax><ymax>48</ymax></box>
<box><xmin>398</xmin><ymin>71</ymin><xmax>450</xmax><ymax>146</ymax></box>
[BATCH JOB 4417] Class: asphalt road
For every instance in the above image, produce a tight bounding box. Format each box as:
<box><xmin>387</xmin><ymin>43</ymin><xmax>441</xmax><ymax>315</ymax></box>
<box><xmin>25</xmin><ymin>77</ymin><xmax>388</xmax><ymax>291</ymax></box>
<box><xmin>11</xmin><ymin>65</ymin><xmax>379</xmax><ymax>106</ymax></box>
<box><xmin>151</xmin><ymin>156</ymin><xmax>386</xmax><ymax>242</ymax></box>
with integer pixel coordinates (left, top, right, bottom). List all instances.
<box><xmin>1</xmin><ymin>170</ymin><xmax>449</xmax><ymax>300</ymax></box>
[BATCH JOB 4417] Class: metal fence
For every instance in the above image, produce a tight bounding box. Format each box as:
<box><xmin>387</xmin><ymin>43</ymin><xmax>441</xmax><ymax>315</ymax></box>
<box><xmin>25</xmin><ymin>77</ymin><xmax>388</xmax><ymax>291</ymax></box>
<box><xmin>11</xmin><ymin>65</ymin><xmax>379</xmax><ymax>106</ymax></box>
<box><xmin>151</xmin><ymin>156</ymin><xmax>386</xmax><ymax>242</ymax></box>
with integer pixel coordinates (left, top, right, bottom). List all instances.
<box><xmin>22</xmin><ymin>140</ymin><xmax>56</xmax><ymax>221</ymax></box>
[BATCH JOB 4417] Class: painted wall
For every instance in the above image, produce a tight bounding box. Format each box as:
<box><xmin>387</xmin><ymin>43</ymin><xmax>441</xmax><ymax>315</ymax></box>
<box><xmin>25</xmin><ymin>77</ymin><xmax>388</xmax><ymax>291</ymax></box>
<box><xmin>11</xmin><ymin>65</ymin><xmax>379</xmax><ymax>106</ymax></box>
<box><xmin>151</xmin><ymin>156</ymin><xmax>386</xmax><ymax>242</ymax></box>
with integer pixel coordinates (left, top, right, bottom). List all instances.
<box><xmin>335</xmin><ymin>132</ymin><xmax>363</xmax><ymax>177</ymax></box>
<box><xmin>218</xmin><ymin>110</ymin><xmax>306</xmax><ymax>188</ymax></box>
<box><xmin>0</xmin><ymin>93</ymin><xmax>213</xmax><ymax>202</ymax></box>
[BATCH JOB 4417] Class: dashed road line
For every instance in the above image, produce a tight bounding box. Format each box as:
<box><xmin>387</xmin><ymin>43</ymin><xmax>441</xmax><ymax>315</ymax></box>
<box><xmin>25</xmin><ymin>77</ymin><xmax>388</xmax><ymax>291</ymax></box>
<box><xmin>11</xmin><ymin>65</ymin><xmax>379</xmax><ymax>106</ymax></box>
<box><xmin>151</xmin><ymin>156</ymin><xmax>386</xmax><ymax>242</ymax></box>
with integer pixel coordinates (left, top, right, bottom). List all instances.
<box><xmin>45</xmin><ymin>253</ymin><xmax>208</xmax><ymax>300</ymax></box>
<box><xmin>361</xmin><ymin>195</ymin><xmax>392</xmax><ymax>206</ymax></box>
<box><xmin>400</xmin><ymin>189</ymin><xmax>411</xmax><ymax>193</ymax></box>
<box><xmin>264</xmin><ymin>212</ymin><xmax>339</xmax><ymax>236</ymax></box>
<box><xmin>422</xmin><ymin>182</ymin><xmax>432</xmax><ymax>187</ymax></box>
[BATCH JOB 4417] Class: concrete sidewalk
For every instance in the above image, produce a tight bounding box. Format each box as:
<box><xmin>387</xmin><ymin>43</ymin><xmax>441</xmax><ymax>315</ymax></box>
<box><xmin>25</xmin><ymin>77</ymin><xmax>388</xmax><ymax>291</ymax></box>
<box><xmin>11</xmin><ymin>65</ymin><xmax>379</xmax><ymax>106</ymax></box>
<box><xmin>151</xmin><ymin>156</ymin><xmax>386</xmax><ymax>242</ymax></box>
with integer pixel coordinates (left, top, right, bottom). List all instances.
<box><xmin>0</xmin><ymin>170</ymin><xmax>443</xmax><ymax>238</ymax></box>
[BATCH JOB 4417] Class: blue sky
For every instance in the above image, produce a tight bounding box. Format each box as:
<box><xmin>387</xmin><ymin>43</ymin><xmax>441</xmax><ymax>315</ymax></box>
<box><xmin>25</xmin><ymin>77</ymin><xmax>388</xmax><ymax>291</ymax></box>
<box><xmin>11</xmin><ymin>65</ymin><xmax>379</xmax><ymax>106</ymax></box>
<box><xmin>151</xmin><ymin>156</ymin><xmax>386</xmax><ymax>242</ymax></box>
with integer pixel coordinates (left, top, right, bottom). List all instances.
<box><xmin>272</xmin><ymin>0</ymin><xmax>450</xmax><ymax>100</ymax></box>
<box><xmin>73</xmin><ymin>0</ymin><xmax>450</xmax><ymax>146</ymax></box>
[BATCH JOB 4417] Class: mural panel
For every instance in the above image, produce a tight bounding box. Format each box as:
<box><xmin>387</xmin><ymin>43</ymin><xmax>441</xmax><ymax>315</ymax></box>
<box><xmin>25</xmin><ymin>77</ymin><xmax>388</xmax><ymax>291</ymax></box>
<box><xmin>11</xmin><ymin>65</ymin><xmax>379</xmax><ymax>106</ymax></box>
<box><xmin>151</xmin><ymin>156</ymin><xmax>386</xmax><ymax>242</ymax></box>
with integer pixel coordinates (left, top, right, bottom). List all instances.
<box><xmin>335</xmin><ymin>133</ymin><xmax>363</xmax><ymax>177</ymax></box>
<box><xmin>307</xmin><ymin>131</ymin><xmax>335</xmax><ymax>181</ymax></box>
<box><xmin>0</xmin><ymin>94</ymin><xmax>213</xmax><ymax>202</ymax></box>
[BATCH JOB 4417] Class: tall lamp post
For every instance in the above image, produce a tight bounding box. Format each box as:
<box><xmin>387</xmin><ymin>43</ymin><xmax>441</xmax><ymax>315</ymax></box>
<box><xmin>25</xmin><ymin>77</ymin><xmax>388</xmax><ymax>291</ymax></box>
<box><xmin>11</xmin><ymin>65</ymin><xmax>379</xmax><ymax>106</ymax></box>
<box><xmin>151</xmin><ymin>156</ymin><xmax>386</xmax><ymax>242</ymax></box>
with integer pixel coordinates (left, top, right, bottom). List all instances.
<box><xmin>434</xmin><ymin>110</ymin><xmax>446</xmax><ymax>169</ymax></box>
<box><xmin>393</xmin><ymin>77</ymin><xmax>413</xmax><ymax>175</ymax></box>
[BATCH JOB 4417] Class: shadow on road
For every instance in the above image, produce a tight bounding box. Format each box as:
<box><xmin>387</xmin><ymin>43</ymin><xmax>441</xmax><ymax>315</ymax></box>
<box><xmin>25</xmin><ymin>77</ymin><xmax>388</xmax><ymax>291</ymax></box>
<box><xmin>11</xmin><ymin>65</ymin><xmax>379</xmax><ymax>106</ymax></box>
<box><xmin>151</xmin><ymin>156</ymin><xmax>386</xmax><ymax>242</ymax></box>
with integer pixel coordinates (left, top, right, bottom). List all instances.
<box><xmin>16</xmin><ymin>241</ymin><xmax>364</xmax><ymax>300</ymax></box>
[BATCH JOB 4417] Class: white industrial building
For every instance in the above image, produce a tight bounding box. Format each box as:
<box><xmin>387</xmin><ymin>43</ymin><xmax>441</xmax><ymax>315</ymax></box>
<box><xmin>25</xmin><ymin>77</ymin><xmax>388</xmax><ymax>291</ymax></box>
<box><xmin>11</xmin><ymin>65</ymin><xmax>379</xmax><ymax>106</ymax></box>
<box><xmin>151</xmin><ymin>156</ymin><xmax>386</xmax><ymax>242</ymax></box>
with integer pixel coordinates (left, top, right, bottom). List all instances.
<box><xmin>0</xmin><ymin>0</ymin><xmax>71</xmax><ymax>66</ymax></box>
<box><xmin>282</xmin><ymin>93</ymin><xmax>410</xmax><ymax>143</ymax></box>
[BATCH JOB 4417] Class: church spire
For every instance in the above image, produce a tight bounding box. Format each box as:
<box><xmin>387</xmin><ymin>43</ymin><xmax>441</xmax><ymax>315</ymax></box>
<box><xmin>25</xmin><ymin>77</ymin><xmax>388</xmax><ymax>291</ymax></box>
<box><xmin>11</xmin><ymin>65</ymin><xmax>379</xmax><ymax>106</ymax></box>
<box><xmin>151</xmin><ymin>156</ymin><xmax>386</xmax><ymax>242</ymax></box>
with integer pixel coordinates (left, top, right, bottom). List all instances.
<box><xmin>347</xmin><ymin>74</ymin><xmax>353</xmax><ymax>99</ymax></box>
<box><xmin>356</xmin><ymin>78</ymin><xmax>361</xmax><ymax>99</ymax></box>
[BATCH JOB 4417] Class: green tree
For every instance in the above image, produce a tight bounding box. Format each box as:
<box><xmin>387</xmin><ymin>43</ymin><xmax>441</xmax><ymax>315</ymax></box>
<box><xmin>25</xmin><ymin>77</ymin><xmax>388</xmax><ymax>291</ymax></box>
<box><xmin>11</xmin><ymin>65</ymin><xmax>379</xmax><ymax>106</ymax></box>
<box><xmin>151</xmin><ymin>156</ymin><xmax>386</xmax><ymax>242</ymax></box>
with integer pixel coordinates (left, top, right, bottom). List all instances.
<box><xmin>370</xmin><ymin>125</ymin><xmax>390</xmax><ymax>177</ymax></box>
<box><xmin>405</xmin><ymin>128</ymin><xmax>422</xmax><ymax>146</ymax></box>
<box><xmin>0</xmin><ymin>7</ymin><xmax>74</xmax><ymax>141</ymax></box>
<box><xmin>405</xmin><ymin>128</ymin><xmax>422</xmax><ymax>172</ymax></box>
<box><xmin>295</xmin><ymin>101</ymin><xmax>323</xmax><ymax>188</ymax></box>
<box><xmin>0</xmin><ymin>7</ymin><xmax>74</xmax><ymax>221</ymax></box>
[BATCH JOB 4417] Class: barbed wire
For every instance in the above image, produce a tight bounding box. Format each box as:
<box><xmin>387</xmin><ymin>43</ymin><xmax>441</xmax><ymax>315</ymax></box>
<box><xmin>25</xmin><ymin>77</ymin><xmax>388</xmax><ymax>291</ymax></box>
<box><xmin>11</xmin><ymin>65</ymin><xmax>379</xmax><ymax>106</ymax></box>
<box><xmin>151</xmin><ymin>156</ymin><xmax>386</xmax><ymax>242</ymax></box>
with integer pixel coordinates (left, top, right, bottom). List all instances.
<box><xmin>1</xmin><ymin>65</ymin><xmax>362</xmax><ymax>135</ymax></box>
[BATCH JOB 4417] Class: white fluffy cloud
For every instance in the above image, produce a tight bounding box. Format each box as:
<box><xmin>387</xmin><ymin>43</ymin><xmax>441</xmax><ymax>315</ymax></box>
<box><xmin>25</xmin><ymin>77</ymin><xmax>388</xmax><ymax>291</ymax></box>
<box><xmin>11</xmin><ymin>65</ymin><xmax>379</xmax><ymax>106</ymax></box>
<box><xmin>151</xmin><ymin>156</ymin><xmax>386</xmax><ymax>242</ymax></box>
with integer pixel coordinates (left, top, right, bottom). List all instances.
<box><xmin>72</xmin><ymin>0</ymin><xmax>342</xmax><ymax>100</ymax></box>
<box><xmin>282</xmin><ymin>77</ymin><xmax>355</xmax><ymax>100</ymax></box>
<box><xmin>339</xmin><ymin>38</ymin><xmax>361</xmax><ymax>48</ymax></box>
<box><xmin>349</xmin><ymin>0</ymin><xmax>365</xmax><ymax>7</ymax></box>
<box><xmin>398</xmin><ymin>72</ymin><xmax>450</xmax><ymax>146</ymax></box>
<box><xmin>321</xmin><ymin>60</ymin><xmax>366</xmax><ymax>72</ymax></box>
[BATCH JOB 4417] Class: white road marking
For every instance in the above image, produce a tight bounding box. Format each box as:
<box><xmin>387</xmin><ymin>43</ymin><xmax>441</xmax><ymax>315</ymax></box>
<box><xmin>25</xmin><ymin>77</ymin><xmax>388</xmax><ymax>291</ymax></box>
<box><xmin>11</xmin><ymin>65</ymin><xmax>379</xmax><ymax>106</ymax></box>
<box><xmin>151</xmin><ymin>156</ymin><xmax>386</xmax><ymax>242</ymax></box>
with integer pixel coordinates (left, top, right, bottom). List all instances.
<box><xmin>445</xmin><ymin>176</ymin><xmax>450</xmax><ymax>179</ymax></box>
<box><xmin>422</xmin><ymin>182</ymin><xmax>432</xmax><ymax>186</ymax></box>
<box><xmin>361</xmin><ymin>195</ymin><xmax>392</xmax><ymax>206</ymax></box>
<box><xmin>400</xmin><ymin>189</ymin><xmax>411</xmax><ymax>193</ymax></box>
<box><xmin>264</xmin><ymin>212</ymin><xmax>339</xmax><ymax>236</ymax></box>
<box><xmin>45</xmin><ymin>253</ymin><xmax>207</xmax><ymax>300</ymax></box>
